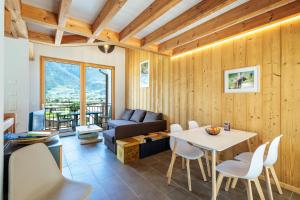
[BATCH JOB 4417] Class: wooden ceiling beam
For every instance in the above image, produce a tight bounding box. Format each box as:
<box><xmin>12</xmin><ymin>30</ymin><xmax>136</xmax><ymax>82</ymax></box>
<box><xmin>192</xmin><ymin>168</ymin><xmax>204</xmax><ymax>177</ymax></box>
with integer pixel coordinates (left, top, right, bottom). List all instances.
<box><xmin>61</xmin><ymin>35</ymin><xmax>88</xmax><ymax>44</ymax></box>
<box><xmin>119</xmin><ymin>0</ymin><xmax>181</xmax><ymax>42</ymax></box>
<box><xmin>21</xmin><ymin>3</ymin><xmax>57</xmax><ymax>28</ymax></box>
<box><xmin>21</xmin><ymin>4</ymin><xmax>168</xmax><ymax>55</ymax></box>
<box><xmin>88</xmin><ymin>0</ymin><xmax>127</xmax><ymax>43</ymax></box>
<box><xmin>172</xmin><ymin>1</ymin><xmax>300</xmax><ymax>56</ymax></box>
<box><xmin>55</xmin><ymin>0</ymin><xmax>72</xmax><ymax>45</ymax></box>
<box><xmin>5</xmin><ymin>0</ymin><xmax>28</xmax><ymax>38</ymax></box>
<box><xmin>4</xmin><ymin>8</ymin><xmax>16</xmax><ymax>37</ymax></box>
<box><xmin>28</xmin><ymin>30</ymin><xmax>55</xmax><ymax>45</ymax></box>
<box><xmin>142</xmin><ymin>0</ymin><xmax>235</xmax><ymax>46</ymax></box>
<box><xmin>159</xmin><ymin>0</ymin><xmax>295</xmax><ymax>52</ymax></box>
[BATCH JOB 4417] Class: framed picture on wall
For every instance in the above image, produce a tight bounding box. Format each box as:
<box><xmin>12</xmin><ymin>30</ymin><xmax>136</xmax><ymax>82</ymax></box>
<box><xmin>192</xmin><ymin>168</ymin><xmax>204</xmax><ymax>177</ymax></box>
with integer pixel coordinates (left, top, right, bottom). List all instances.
<box><xmin>140</xmin><ymin>60</ymin><xmax>150</xmax><ymax>88</ymax></box>
<box><xmin>224</xmin><ymin>65</ymin><xmax>260</xmax><ymax>93</ymax></box>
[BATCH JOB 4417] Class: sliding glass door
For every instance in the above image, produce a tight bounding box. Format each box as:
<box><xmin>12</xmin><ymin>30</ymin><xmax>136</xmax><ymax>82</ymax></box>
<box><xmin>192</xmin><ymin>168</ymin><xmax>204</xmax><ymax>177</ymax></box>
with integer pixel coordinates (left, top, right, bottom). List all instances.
<box><xmin>85</xmin><ymin>66</ymin><xmax>113</xmax><ymax>128</ymax></box>
<box><xmin>41</xmin><ymin>57</ymin><xmax>114</xmax><ymax>131</ymax></box>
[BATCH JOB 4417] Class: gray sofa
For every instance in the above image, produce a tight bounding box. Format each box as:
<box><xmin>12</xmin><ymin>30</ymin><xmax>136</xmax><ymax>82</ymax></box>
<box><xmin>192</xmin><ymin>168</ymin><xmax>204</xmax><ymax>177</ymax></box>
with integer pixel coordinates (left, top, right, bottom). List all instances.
<box><xmin>103</xmin><ymin>109</ymin><xmax>167</xmax><ymax>153</ymax></box>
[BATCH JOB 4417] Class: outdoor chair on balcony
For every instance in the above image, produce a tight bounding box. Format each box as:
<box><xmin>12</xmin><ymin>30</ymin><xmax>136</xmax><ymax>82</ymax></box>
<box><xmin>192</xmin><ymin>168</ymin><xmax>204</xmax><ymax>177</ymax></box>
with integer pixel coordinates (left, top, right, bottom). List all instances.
<box><xmin>56</xmin><ymin>112</ymin><xmax>72</xmax><ymax>131</ymax></box>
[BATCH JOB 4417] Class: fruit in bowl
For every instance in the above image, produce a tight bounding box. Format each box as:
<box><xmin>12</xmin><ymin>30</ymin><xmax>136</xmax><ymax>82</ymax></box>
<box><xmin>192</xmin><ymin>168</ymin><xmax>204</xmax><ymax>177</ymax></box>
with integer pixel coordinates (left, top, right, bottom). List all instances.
<box><xmin>205</xmin><ymin>127</ymin><xmax>221</xmax><ymax>135</ymax></box>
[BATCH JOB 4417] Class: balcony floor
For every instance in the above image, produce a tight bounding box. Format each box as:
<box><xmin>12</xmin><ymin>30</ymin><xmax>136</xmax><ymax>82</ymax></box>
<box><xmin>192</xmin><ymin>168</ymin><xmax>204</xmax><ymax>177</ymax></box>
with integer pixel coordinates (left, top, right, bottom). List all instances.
<box><xmin>61</xmin><ymin>135</ymin><xmax>299</xmax><ymax>200</ymax></box>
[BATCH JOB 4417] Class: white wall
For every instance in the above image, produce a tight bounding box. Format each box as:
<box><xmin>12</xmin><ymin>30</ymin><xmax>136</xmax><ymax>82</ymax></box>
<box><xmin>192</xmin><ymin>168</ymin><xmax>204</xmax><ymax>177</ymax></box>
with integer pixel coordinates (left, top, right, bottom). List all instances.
<box><xmin>4</xmin><ymin>38</ymin><xmax>30</xmax><ymax>132</ymax></box>
<box><xmin>0</xmin><ymin>0</ymin><xmax>4</xmax><ymax>198</ymax></box>
<box><xmin>30</xmin><ymin>44</ymin><xmax>126</xmax><ymax>119</ymax></box>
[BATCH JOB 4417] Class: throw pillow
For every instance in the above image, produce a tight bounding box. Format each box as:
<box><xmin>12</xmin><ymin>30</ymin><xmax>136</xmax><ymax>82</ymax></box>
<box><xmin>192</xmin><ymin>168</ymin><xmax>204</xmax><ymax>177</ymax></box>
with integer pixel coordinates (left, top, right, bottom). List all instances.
<box><xmin>143</xmin><ymin>111</ymin><xmax>163</xmax><ymax>122</ymax></box>
<box><xmin>130</xmin><ymin>109</ymin><xmax>146</xmax><ymax>122</ymax></box>
<box><xmin>120</xmin><ymin>109</ymin><xmax>134</xmax><ymax>120</ymax></box>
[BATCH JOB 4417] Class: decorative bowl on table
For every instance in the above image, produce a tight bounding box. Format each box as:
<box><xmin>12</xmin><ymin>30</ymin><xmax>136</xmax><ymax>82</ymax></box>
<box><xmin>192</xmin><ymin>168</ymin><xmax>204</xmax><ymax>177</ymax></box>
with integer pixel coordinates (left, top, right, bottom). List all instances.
<box><xmin>205</xmin><ymin>127</ymin><xmax>221</xmax><ymax>136</ymax></box>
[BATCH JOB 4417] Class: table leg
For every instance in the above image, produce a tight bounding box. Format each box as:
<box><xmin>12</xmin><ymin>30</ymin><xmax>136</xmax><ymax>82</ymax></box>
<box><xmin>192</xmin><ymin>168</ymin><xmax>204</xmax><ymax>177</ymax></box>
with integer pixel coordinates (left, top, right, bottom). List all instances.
<box><xmin>247</xmin><ymin>139</ymin><xmax>252</xmax><ymax>152</ymax></box>
<box><xmin>212</xmin><ymin>150</ymin><xmax>217</xmax><ymax>200</ymax></box>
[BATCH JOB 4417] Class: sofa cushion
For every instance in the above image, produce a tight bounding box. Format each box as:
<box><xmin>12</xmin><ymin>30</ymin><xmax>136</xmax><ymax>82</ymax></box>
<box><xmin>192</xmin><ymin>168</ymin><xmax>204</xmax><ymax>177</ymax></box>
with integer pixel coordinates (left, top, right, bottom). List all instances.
<box><xmin>130</xmin><ymin>109</ymin><xmax>146</xmax><ymax>122</ymax></box>
<box><xmin>103</xmin><ymin>129</ymin><xmax>115</xmax><ymax>143</ymax></box>
<box><xmin>108</xmin><ymin>120</ymin><xmax>137</xmax><ymax>128</ymax></box>
<box><xmin>120</xmin><ymin>109</ymin><xmax>134</xmax><ymax>120</ymax></box>
<box><xmin>143</xmin><ymin>111</ymin><xmax>163</xmax><ymax>122</ymax></box>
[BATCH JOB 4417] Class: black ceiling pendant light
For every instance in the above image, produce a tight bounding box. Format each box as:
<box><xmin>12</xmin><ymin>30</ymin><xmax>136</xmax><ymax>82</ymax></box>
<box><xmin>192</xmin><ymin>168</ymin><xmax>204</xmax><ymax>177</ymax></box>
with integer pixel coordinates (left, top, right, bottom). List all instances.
<box><xmin>98</xmin><ymin>44</ymin><xmax>115</xmax><ymax>54</ymax></box>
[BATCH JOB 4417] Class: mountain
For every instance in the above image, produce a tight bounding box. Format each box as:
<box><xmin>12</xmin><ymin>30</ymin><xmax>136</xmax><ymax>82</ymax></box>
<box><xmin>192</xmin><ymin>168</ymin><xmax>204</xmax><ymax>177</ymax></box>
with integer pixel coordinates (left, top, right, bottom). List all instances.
<box><xmin>45</xmin><ymin>61</ymin><xmax>110</xmax><ymax>102</ymax></box>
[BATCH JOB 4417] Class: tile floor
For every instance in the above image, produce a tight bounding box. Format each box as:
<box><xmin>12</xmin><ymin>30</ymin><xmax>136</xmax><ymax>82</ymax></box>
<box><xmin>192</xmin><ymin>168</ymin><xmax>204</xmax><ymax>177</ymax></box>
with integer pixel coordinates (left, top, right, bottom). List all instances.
<box><xmin>61</xmin><ymin>135</ymin><xmax>299</xmax><ymax>200</ymax></box>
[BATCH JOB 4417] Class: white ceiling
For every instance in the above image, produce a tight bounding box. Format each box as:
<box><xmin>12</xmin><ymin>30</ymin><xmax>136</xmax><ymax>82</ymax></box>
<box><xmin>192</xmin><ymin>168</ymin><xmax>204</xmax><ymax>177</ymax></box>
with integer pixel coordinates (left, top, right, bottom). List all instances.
<box><xmin>157</xmin><ymin>0</ymin><xmax>249</xmax><ymax>43</ymax></box>
<box><xmin>136</xmin><ymin>0</ymin><xmax>200</xmax><ymax>39</ymax></box>
<box><xmin>69</xmin><ymin>0</ymin><xmax>107</xmax><ymax>23</ymax></box>
<box><xmin>107</xmin><ymin>0</ymin><xmax>155</xmax><ymax>32</ymax></box>
<box><xmin>22</xmin><ymin>0</ymin><xmax>250</xmax><ymax>44</ymax></box>
<box><xmin>27</xmin><ymin>22</ymin><xmax>56</xmax><ymax>35</ymax></box>
<box><xmin>22</xmin><ymin>0</ymin><xmax>59</xmax><ymax>12</ymax></box>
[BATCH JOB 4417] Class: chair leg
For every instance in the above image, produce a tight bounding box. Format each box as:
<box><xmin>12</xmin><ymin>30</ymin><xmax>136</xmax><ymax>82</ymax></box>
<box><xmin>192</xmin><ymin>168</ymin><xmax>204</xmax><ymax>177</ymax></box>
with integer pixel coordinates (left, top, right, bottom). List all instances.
<box><xmin>205</xmin><ymin>150</ymin><xmax>211</xmax><ymax>177</ymax></box>
<box><xmin>231</xmin><ymin>177</ymin><xmax>238</xmax><ymax>189</ymax></box>
<box><xmin>270</xmin><ymin>166</ymin><xmax>283</xmax><ymax>195</ymax></box>
<box><xmin>197</xmin><ymin>158</ymin><xmax>207</xmax><ymax>181</ymax></box>
<box><xmin>186</xmin><ymin>159</ymin><xmax>192</xmax><ymax>191</ymax></box>
<box><xmin>225</xmin><ymin>178</ymin><xmax>232</xmax><ymax>192</ymax></box>
<box><xmin>265</xmin><ymin>167</ymin><xmax>274</xmax><ymax>200</ymax></box>
<box><xmin>182</xmin><ymin>157</ymin><xmax>185</xmax><ymax>169</ymax></box>
<box><xmin>216</xmin><ymin>173</ymin><xmax>224</xmax><ymax>196</ymax></box>
<box><xmin>244</xmin><ymin>180</ymin><xmax>253</xmax><ymax>200</ymax></box>
<box><xmin>167</xmin><ymin>152</ymin><xmax>177</xmax><ymax>184</ymax></box>
<box><xmin>254</xmin><ymin>178</ymin><xmax>265</xmax><ymax>200</ymax></box>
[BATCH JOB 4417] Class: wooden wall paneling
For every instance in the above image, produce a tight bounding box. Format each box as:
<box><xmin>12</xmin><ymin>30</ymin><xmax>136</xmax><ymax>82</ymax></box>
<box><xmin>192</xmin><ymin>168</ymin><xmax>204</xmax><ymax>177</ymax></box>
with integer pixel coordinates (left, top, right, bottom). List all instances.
<box><xmin>133</xmin><ymin>49</ymin><xmax>138</xmax><ymax>109</ymax></box>
<box><xmin>245</xmin><ymin>33</ymin><xmax>263</xmax><ymax>149</ymax></box>
<box><xmin>129</xmin><ymin>49</ymin><xmax>134</xmax><ymax>108</ymax></box>
<box><xmin>179</xmin><ymin>56</ymin><xmax>187</xmax><ymax>128</ymax></box>
<box><xmin>220</xmin><ymin>41</ymin><xmax>235</xmax><ymax>160</ymax></box>
<box><xmin>187</xmin><ymin>53</ymin><xmax>194</xmax><ymax>123</ymax></box>
<box><xmin>261</xmin><ymin>25</ymin><xmax>282</xmax><ymax>181</ymax></box>
<box><xmin>125</xmin><ymin>49</ymin><xmax>129</xmax><ymax>107</ymax></box>
<box><xmin>169</xmin><ymin>59</ymin><xmax>175</xmax><ymax>125</ymax></box>
<box><xmin>174</xmin><ymin>56</ymin><xmax>180</xmax><ymax>124</ymax></box>
<box><xmin>281</xmin><ymin>19</ymin><xmax>300</xmax><ymax>188</ymax></box>
<box><xmin>152</xmin><ymin>55</ymin><xmax>159</xmax><ymax>112</ymax></box>
<box><xmin>193</xmin><ymin>52</ymin><xmax>200</xmax><ymax>125</ymax></box>
<box><xmin>202</xmin><ymin>48</ymin><xmax>212</xmax><ymax>126</ymax></box>
<box><xmin>162</xmin><ymin>55</ymin><xmax>169</xmax><ymax>125</ymax></box>
<box><xmin>211</xmin><ymin>46</ymin><xmax>222</xmax><ymax>127</ymax></box>
<box><xmin>197</xmin><ymin>51</ymin><xmax>204</xmax><ymax>125</ymax></box>
<box><xmin>157</xmin><ymin>55</ymin><xmax>163</xmax><ymax>113</ymax></box>
<box><xmin>230</xmin><ymin>38</ymin><xmax>248</xmax><ymax>155</ymax></box>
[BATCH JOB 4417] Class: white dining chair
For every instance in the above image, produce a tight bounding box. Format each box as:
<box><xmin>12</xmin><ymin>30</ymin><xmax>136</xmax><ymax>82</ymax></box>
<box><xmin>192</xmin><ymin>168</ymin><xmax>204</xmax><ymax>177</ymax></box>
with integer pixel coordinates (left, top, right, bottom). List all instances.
<box><xmin>234</xmin><ymin>135</ymin><xmax>283</xmax><ymax>200</ymax></box>
<box><xmin>215</xmin><ymin>143</ymin><xmax>268</xmax><ymax>200</ymax></box>
<box><xmin>167</xmin><ymin>124</ymin><xmax>207</xmax><ymax>191</ymax></box>
<box><xmin>188</xmin><ymin>120</ymin><xmax>212</xmax><ymax>177</ymax></box>
<box><xmin>9</xmin><ymin>143</ymin><xmax>92</xmax><ymax>200</ymax></box>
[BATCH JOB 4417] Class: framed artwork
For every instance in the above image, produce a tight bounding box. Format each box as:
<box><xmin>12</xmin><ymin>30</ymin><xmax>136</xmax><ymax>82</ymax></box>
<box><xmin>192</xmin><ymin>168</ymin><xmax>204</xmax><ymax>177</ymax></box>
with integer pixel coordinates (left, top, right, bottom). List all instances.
<box><xmin>140</xmin><ymin>60</ymin><xmax>150</xmax><ymax>88</ymax></box>
<box><xmin>224</xmin><ymin>65</ymin><xmax>260</xmax><ymax>93</ymax></box>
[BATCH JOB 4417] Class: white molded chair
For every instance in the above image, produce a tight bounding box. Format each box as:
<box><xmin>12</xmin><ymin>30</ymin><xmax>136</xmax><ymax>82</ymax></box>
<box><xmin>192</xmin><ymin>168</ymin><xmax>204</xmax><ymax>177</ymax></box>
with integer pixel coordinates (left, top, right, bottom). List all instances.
<box><xmin>234</xmin><ymin>135</ymin><xmax>283</xmax><ymax>200</ymax></box>
<box><xmin>188</xmin><ymin>120</ymin><xmax>212</xmax><ymax>177</ymax></box>
<box><xmin>216</xmin><ymin>143</ymin><xmax>268</xmax><ymax>200</ymax></box>
<box><xmin>167</xmin><ymin>124</ymin><xmax>207</xmax><ymax>191</ymax></box>
<box><xmin>9</xmin><ymin>143</ymin><xmax>92</xmax><ymax>200</ymax></box>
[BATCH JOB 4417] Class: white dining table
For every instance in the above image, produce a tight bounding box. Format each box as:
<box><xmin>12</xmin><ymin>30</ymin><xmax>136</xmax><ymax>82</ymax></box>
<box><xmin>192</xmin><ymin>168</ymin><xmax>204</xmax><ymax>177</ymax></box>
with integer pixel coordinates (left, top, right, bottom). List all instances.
<box><xmin>167</xmin><ymin>127</ymin><xmax>257</xmax><ymax>200</ymax></box>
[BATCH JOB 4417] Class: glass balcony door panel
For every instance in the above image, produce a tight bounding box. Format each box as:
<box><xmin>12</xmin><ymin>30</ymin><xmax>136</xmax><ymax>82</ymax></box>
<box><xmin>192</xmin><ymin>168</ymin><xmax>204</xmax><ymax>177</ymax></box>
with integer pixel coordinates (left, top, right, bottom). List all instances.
<box><xmin>85</xmin><ymin>66</ymin><xmax>112</xmax><ymax>127</ymax></box>
<box><xmin>44</xmin><ymin>60</ymin><xmax>80</xmax><ymax>130</ymax></box>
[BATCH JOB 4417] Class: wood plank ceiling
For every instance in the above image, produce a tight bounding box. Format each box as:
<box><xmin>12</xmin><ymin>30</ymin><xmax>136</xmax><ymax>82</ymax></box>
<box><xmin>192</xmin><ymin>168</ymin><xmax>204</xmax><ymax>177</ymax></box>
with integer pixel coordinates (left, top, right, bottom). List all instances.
<box><xmin>4</xmin><ymin>0</ymin><xmax>300</xmax><ymax>56</ymax></box>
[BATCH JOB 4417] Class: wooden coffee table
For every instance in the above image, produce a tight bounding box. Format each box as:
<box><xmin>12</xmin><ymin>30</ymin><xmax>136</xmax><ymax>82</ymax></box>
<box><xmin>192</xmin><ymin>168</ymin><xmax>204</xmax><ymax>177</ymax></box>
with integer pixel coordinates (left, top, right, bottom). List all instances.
<box><xmin>116</xmin><ymin>132</ymin><xmax>169</xmax><ymax>164</ymax></box>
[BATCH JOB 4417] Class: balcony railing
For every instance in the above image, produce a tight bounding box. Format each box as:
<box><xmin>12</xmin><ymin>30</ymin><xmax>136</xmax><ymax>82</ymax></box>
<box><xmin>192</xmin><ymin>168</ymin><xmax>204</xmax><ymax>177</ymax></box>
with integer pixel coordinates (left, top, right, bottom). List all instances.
<box><xmin>44</xmin><ymin>102</ymin><xmax>112</xmax><ymax>130</ymax></box>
